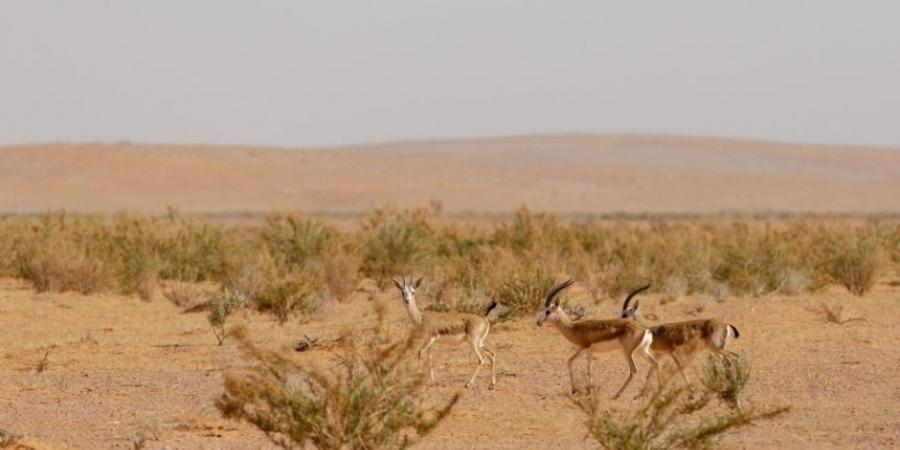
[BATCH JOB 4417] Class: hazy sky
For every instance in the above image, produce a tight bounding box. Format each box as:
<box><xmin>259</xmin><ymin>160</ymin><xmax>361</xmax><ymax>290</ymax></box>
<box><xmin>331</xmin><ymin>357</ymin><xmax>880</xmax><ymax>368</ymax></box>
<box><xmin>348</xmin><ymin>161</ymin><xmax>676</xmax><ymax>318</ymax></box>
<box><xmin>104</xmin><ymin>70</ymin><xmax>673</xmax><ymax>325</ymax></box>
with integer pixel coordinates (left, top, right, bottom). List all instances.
<box><xmin>2</xmin><ymin>1</ymin><xmax>899</xmax><ymax>148</ymax></box>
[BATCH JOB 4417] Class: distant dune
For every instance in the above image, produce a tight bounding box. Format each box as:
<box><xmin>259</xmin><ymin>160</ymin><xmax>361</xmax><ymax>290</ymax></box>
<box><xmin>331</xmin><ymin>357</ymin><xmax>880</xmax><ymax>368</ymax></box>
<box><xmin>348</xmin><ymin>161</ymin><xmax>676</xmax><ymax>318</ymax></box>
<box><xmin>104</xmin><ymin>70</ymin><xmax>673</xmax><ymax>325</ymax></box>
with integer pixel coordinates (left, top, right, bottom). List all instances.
<box><xmin>2</xmin><ymin>135</ymin><xmax>899</xmax><ymax>216</ymax></box>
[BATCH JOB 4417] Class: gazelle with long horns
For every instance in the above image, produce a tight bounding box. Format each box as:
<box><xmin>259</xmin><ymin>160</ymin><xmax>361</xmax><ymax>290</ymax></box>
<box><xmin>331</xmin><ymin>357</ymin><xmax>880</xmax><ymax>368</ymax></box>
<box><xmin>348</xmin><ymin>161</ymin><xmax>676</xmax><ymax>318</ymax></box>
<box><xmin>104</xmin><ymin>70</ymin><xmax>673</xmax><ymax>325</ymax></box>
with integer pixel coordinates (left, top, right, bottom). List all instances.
<box><xmin>537</xmin><ymin>279</ymin><xmax>659</xmax><ymax>399</ymax></box>
<box><xmin>621</xmin><ymin>284</ymin><xmax>741</xmax><ymax>384</ymax></box>
<box><xmin>392</xmin><ymin>276</ymin><xmax>499</xmax><ymax>389</ymax></box>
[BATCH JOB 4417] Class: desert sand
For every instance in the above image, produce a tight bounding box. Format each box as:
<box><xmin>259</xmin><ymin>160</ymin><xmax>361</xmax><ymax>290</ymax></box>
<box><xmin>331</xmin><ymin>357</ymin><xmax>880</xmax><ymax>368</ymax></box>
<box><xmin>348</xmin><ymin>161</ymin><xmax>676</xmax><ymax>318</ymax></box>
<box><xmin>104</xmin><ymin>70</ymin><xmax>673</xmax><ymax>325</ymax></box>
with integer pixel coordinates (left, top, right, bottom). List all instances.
<box><xmin>0</xmin><ymin>277</ymin><xmax>897</xmax><ymax>449</ymax></box>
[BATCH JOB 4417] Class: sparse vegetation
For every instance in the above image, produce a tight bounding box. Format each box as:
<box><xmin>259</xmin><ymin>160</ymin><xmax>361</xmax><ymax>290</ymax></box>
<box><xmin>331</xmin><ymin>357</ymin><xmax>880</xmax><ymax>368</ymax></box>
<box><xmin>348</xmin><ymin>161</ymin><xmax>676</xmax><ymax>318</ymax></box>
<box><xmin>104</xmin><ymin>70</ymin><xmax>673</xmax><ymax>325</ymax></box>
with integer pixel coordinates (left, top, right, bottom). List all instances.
<box><xmin>216</xmin><ymin>305</ymin><xmax>459</xmax><ymax>449</ymax></box>
<box><xmin>208</xmin><ymin>288</ymin><xmax>248</xmax><ymax>345</ymax></box>
<box><xmin>817</xmin><ymin>302</ymin><xmax>866</xmax><ymax>325</ymax></box>
<box><xmin>0</xmin><ymin>210</ymin><xmax>895</xmax><ymax>324</ymax></box>
<box><xmin>822</xmin><ymin>228</ymin><xmax>887</xmax><ymax>296</ymax></box>
<box><xmin>575</xmin><ymin>353</ymin><xmax>787</xmax><ymax>449</ymax></box>
<box><xmin>575</xmin><ymin>386</ymin><xmax>789</xmax><ymax>450</ymax></box>
<box><xmin>702</xmin><ymin>353</ymin><xmax>751</xmax><ymax>410</ymax></box>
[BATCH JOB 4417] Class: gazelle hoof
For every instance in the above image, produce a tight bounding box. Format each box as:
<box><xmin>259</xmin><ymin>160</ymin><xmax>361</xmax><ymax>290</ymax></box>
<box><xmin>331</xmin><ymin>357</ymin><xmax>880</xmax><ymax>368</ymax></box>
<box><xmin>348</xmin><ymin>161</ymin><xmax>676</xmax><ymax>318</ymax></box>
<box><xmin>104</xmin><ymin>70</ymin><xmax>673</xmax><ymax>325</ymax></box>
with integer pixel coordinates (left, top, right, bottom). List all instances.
<box><xmin>464</xmin><ymin>383</ymin><xmax>473</xmax><ymax>389</ymax></box>
<box><xmin>488</xmin><ymin>384</ymin><xmax>495</xmax><ymax>391</ymax></box>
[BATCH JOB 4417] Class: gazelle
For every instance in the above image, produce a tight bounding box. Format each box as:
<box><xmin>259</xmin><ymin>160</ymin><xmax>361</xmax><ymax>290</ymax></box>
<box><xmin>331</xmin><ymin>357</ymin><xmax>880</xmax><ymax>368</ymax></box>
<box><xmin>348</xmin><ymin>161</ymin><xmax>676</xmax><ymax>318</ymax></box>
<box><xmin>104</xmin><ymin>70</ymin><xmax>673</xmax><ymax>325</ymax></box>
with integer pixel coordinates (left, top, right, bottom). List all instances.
<box><xmin>392</xmin><ymin>276</ymin><xmax>498</xmax><ymax>389</ymax></box>
<box><xmin>621</xmin><ymin>284</ymin><xmax>741</xmax><ymax>384</ymax></box>
<box><xmin>537</xmin><ymin>279</ymin><xmax>659</xmax><ymax>399</ymax></box>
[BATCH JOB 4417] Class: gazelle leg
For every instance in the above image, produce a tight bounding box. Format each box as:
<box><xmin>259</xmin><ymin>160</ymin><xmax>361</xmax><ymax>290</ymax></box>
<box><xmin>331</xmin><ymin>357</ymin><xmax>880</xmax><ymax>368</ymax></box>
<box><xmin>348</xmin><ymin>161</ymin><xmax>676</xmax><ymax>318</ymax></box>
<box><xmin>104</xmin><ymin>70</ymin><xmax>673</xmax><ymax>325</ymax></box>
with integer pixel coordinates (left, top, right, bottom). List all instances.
<box><xmin>568</xmin><ymin>348</ymin><xmax>586</xmax><ymax>394</ymax></box>
<box><xmin>613</xmin><ymin>349</ymin><xmax>639</xmax><ymax>400</ymax></box>
<box><xmin>418</xmin><ymin>337</ymin><xmax>437</xmax><ymax>382</ymax></box>
<box><xmin>481</xmin><ymin>346</ymin><xmax>497</xmax><ymax>390</ymax></box>
<box><xmin>587</xmin><ymin>352</ymin><xmax>595</xmax><ymax>388</ymax></box>
<box><xmin>478</xmin><ymin>328</ymin><xmax>497</xmax><ymax>390</ymax></box>
<box><xmin>637</xmin><ymin>346</ymin><xmax>660</xmax><ymax>398</ymax></box>
<box><xmin>465</xmin><ymin>336</ymin><xmax>486</xmax><ymax>389</ymax></box>
<box><xmin>671</xmin><ymin>353</ymin><xmax>690</xmax><ymax>385</ymax></box>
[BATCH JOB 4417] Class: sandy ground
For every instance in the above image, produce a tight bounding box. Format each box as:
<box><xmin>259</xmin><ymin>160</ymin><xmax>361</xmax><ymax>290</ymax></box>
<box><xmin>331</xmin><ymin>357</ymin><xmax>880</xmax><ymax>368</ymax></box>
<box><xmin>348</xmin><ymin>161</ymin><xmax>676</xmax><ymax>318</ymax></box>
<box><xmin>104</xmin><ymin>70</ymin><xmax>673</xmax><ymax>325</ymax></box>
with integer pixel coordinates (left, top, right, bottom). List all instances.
<box><xmin>3</xmin><ymin>135</ymin><xmax>900</xmax><ymax>216</ymax></box>
<box><xmin>0</xmin><ymin>276</ymin><xmax>898</xmax><ymax>450</ymax></box>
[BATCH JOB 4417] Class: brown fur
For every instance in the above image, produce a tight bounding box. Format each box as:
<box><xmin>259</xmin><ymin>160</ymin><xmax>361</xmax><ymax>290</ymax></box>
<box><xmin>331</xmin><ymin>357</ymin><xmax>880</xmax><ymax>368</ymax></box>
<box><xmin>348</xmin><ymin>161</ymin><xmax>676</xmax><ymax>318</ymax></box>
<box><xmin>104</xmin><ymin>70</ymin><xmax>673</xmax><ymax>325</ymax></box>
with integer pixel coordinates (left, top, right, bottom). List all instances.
<box><xmin>394</xmin><ymin>277</ymin><xmax>497</xmax><ymax>389</ymax></box>
<box><xmin>538</xmin><ymin>280</ymin><xmax>658</xmax><ymax>399</ymax></box>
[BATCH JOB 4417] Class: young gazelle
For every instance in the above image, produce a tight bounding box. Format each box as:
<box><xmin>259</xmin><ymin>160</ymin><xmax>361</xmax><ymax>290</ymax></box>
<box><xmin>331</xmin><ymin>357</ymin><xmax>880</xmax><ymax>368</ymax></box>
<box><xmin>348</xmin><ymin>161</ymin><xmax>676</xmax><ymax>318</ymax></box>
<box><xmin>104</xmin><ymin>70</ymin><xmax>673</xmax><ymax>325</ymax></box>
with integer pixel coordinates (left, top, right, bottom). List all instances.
<box><xmin>621</xmin><ymin>284</ymin><xmax>741</xmax><ymax>384</ymax></box>
<box><xmin>392</xmin><ymin>276</ymin><xmax>498</xmax><ymax>389</ymax></box>
<box><xmin>537</xmin><ymin>279</ymin><xmax>659</xmax><ymax>399</ymax></box>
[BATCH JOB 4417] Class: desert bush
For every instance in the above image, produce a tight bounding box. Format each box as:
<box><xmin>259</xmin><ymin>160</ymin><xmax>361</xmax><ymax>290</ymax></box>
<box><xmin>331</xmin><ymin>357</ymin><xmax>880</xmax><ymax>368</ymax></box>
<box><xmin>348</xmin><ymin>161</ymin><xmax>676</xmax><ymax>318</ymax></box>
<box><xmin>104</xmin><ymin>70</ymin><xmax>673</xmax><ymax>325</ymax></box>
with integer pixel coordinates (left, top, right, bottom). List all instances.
<box><xmin>208</xmin><ymin>288</ymin><xmax>248</xmax><ymax>345</ymax></box>
<box><xmin>315</xmin><ymin>249</ymin><xmax>362</xmax><ymax>302</ymax></box>
<box><xmin>487</xmin><ymin>253</ymin><xmax>558</xmax><ymax>320</ymax></box>
<box><xmin>12</xmin><ymin>221</ymin><xmax>113</xmax><ymax>295</ymax></box>
<box><xmin>575</xmin><ymin>385</ymin><xmax>788</xmax><ymax>450</ymax></box>
<box><xmin>261</xmin><ymin>213</ymin><xmax>339</xmax><ymax>270</ymax></box>
<box><xmin>360</xmin><ymin>206</ymin><xmax>437</xmax><ymax>288</ymax></box>
<box><xmin>159</xmin><ymin>219</ymin><xmax>234</xmax><ymax>282</ymax></box>
<box><xmin>221</xmin><ymin>249</ymin><xmax>279</xmax><ymax>301</ymax></box>
<box><xmin>702</xmin><ymin>353</ymin><xmax>751</xmax><ymax>410</ymax></box>
<box><xmin>162</xmin><ymin>281</ymin><xmax>203</xmax><ymax>308</ymax></box>
<box><xmin>0</xmin><ymin>210</ymin><xmax>895</xmax><ymax>306</ymax></box>
<box><xmin>822</xmin><ymin>227</ymin><xmax>887</xmax><ymax>296</ymax></box>
<box><xmin>216</xmin><ymin>305</ymin><xmax>459</xmax><ymax>449</ymax></box>
<box><xmin>253</xmin><ymin>272</ymin><xmax>315</xmax><ymax>323</ymax></box>
<box><xmin>711</xmin><ymin>224</ymin><xmax>791</xmax><ymax>296</ymax></box>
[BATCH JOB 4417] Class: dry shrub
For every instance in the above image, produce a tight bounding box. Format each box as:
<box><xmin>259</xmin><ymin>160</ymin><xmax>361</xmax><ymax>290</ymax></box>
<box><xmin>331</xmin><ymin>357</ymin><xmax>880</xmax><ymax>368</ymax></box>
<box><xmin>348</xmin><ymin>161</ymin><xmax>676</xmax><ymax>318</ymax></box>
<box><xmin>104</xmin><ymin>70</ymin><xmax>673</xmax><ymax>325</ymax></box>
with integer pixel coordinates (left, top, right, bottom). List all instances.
<box><xmin>208</xmin><ymin>288</ymin><xmax>248</xmax><ymax>345</ymax></box>
<box><xmin>216</xmin><ymin>305</ymin><xmax>459</xmax><ymax>449</ymax></box>
<box><xmin>222</xmin><ymin>249</ymin><xmax>279</xmax><ymax>302</ymax></box>
<box><xmin>486</xmin><ymin>250</ymin><xmax>558</xmax><ymax>320</ymax></box>
<box><xmin>360</xmin><ymin>206</ymin><xmax>437</xmax><ymax>289</ymax></box>
<box><xmin>702</xmin><ymin>353</ymin><xmax>751</xmax><ymax>410</ymax></box>
<box><xmin>14</xmin><ymin>231</ymin><xmax>112</xmax><ymax>295</ymax></box>
<box><xmin>822</xmin><ymin>228</ymin><xmax>887</xmax><ymax>296</ymax></box>
<box><xmin>0</xmin><ymin>211</ymin><xmax>895</xmax><ymax>306</ymax></box>
<box><xmin>162</xmin><ymin>281</ymin><xmax>203</xmax><ymax>308</ymax></box>
<box><xmin>576</xmin><ymin>354</ymin><xmax>786</xmax><ymax>450</ymax></box>
<box><xmin>570</xmin><ymin>255</ymin><xmax>605</xmax><ymax>303</ymax></box>
<box><xmin>316</xmin><ymin>250</ymin><xmax>362</xmax><ymax>302</ymax></box>
<box><xmin>261</xmin><ymin>213</ymin><xmax>339</xmax><ymax>270</ymax></box>
<box><xmin>575</xmin><ymin>386</ymin><xmax>788</xmax><ymax>450</ymax></box>
<box><xmin>253</xmin><ymin>273</ymin><xmax>315</xmax><ymax>323</ymax></box>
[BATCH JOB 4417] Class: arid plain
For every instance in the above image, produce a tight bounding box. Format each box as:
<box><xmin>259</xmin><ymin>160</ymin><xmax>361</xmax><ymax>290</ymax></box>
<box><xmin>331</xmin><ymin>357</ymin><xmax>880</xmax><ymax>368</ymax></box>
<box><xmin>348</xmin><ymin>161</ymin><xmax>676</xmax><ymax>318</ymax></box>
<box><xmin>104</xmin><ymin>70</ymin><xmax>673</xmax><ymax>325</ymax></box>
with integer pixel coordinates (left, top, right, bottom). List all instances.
<box><xmin>0</xmin><ymin>135</ymin><xmax>898</xmax><ymax>449</ymax></box>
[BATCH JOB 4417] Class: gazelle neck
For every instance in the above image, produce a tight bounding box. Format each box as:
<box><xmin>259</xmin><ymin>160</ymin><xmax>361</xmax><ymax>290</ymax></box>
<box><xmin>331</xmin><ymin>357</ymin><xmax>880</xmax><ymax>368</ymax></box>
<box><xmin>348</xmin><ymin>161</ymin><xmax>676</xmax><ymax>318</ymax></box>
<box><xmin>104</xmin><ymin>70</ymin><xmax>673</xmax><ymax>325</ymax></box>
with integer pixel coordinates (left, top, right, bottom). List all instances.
<box><xmin>549</xmin><ymin>308</ymin><xmax>583</xmax><ymax>345</ymax></box>
<box><xmin>405</xmin><ymin>300</ymin><xmax>424</xmax><ymax>325</ymax></box>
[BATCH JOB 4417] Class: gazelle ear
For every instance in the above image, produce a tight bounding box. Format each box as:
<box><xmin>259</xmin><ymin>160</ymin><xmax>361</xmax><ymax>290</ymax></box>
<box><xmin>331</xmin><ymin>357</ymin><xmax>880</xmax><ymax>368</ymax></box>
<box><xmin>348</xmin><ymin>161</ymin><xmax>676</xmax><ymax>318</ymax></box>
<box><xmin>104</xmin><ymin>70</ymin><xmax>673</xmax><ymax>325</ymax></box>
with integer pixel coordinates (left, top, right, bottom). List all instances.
<box><xmin>632</xmin><ymin>300</ymin><xmax>640</xmax><ymax>310</ymax></box>
<box><xmin>413</xmin><ymin>277</ymin><xmax>423</xmax><ymax>288</ymax></box>
<box><xmin>392</xmin><ymin>278</ymin><xmax>403</xmax><ymax>291</ymax></box>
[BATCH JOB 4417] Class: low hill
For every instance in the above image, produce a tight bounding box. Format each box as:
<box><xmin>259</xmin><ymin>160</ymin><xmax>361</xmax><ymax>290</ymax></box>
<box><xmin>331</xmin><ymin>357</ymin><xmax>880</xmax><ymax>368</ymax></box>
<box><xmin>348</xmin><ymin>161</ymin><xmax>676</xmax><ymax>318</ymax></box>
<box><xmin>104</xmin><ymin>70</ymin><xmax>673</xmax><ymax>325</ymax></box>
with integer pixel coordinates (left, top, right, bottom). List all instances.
<box><xmin>2</xmin><ymin>135</ymin><xmax>899</xmax><ymax>216</ymax></box>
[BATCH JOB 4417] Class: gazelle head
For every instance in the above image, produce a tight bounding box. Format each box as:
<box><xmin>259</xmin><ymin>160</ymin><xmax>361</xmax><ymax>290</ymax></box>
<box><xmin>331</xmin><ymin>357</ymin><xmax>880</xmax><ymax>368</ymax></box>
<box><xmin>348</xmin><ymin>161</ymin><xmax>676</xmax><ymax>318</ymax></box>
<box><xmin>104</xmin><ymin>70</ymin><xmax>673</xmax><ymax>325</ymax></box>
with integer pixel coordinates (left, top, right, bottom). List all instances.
<box><xmin>392</xmin><ymin>275</ymin><xmax>423</xmax><ymax>305</ymax></box>
<box><xmin>621</xmin><ymin>284</ymin><xmax>651</xmax><ymax>321</ymax></box>
<box><xmin>537</xmin><ymin>278</ymin><xmax>575</xmax><ymax>326</ymax></box>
